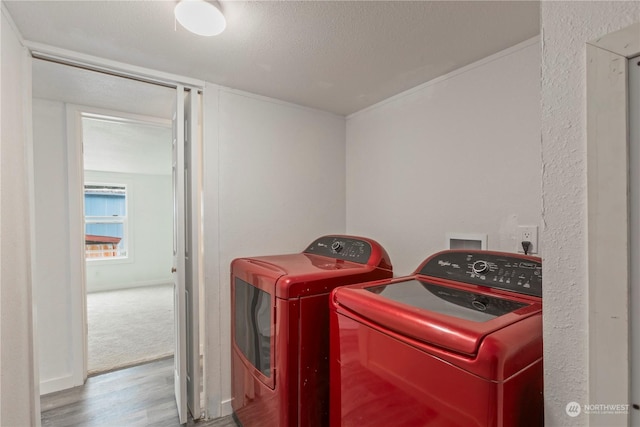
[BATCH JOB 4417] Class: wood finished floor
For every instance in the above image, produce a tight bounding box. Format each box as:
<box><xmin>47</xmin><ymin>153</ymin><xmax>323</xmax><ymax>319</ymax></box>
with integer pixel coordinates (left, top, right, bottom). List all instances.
<box><xmin>41</xmin><ymin>357</ymin><xmax>238</xmax><ymax>427</ymax></box>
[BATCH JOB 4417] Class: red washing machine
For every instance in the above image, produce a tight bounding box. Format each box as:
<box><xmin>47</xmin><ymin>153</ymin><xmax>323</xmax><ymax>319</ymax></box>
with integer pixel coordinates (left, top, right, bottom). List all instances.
<box><xmin>231</xmin><ymin>235</ymin><xmax>393</xmax><ymax>427</ymax></box>
<box><xmin>330</xmin><ymin>250</ymin><xmax>543</xmax><ymax>427</ymax></box>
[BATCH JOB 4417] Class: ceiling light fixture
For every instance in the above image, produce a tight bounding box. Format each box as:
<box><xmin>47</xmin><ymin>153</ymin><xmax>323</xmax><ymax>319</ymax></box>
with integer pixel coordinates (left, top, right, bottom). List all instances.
<box><xmin>175</xmin><ymin>0</ymin><xmax>226</xmax><ymax>37</ymax></box>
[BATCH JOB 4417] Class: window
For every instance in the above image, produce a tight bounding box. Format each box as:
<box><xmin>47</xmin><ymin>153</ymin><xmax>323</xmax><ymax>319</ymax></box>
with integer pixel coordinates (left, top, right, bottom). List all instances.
<box><xmin>84</xmin><ymin>184</ymin><xmax>128</xmax><ymax>259</ymax></box>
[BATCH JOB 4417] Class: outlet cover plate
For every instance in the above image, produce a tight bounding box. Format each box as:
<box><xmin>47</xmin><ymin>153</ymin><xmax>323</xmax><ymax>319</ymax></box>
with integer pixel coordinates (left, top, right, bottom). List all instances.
<box><xmin>517</xmin><ymin>225</ymin><xmax>538</xmax><ymax>254</ymax></box>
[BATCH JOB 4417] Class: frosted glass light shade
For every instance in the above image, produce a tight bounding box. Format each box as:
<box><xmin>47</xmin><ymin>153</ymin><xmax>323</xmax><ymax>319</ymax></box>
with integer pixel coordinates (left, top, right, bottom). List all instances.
<box><xmin>175</xmin><ymin>0</ymin><xmax>226</xmax><ymax>36</ymax></box>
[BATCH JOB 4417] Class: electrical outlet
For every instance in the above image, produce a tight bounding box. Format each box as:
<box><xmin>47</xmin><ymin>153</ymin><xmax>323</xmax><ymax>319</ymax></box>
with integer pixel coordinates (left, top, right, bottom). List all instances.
<box><xmin>517</xmin><ymin>225</ymin><xmax>538</xmax><ymax>254</ymax></box>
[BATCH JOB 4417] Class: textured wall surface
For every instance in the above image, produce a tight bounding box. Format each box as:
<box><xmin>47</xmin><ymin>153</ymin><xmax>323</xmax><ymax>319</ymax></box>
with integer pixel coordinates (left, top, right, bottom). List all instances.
<box><xmin>540</xmin><ymin>2</ymin><xmax>640</xmax><ymax>425</ymax></box>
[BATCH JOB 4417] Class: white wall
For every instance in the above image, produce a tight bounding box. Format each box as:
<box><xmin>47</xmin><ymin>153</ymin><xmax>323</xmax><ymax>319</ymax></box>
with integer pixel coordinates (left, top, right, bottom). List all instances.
<box><xmin>0</xmin><ymin>7</ymin><xmax>38</xmax><ymax>426</ymax></box>
<box><xmin>346</xmin><ymin>38</ymin><xmax>541</xmax><ymax>275</ymax></box>
<box><xmin>540</xmin><ymin>3</ymin><xmax>640</xmax><ymax>426</ymax></box>
<box><xmin>218</xmin><ymin>90</ymin><xmax>346</xmax><ymax>258</ymax></box>
<box><xmin>209</xmin><ymin>87</ymin><xmax>346</xmax><ymax>413</ymax></box>
<box><xmin>32</xmin><ymin>98</ymin><xmax>78</xmax><ymax>394</ymax></box>
<box><xmin>84</xmin><ymin>171</ymin><xmax>173</xmax><ymax>293</ymax></box>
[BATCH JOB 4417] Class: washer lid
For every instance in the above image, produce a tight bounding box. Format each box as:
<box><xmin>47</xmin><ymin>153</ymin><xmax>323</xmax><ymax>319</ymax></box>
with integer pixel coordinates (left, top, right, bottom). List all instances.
<box><xmin>333</xmin><ymin>278</ymin><xmax>542</xmax><ymax>356</ymax></box>
<box><xmin>368</xmin><ymin>280</ymin><xmax>526</xmax><ymax>322</ymax></box>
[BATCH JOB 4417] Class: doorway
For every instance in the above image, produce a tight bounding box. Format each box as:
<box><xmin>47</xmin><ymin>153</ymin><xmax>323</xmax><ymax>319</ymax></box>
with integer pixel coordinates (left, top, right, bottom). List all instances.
<box><xmin>31</xmin><ymin>58</ymin><xmax>203</xmax><ymax>423</ymax></box>
<box><xmin>80</xmin><ymin>112</ymin><xmax>174</xmax><ymax>375</ymax></box>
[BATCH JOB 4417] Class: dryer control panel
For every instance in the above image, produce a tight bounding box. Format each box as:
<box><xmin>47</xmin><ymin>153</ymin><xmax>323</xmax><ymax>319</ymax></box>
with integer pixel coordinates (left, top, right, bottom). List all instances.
<box><xmin>418</xmin><ymin>251</ymin><xmax>542</xmax><ymax>298</ymax></box>
<box><xmin>304</xmin><ymin>236</ymin><xmax>372</xmax><ymax>264</ymax></box>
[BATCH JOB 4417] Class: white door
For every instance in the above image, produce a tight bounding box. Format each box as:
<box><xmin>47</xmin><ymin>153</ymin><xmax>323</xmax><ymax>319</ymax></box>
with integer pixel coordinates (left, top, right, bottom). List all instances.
<box><xmin>171</xmin><ymin>86</ymin><xmax>187</xmax><ymax>424</ymax></box>
<box><xmin>184</xmin><ymin>89</ymin><xmax>201</xmax><ymax>419</ymax></box>
<box><xmin>172</xmin><ymin>85</ymin><xmax>202</xmax><ymax>424</ymax></box>
<box><xmin>172</xmin><ymin>85</ymin><xmax>188</xmax><ymax>424</ymax></box>
<box><xmin>630</xmin><ymin>54</ymin><xmax>640</xmax><ymax>425</ymax></box>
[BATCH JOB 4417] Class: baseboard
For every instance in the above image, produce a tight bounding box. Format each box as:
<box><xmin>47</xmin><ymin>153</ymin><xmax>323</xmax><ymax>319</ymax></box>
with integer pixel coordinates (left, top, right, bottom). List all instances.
<box><xmin>40</xmin><ymin>374</ymin><xmax>82</xmax><ymax>396</ymax></box>
<box><xmin>87</xmin><ymin>279</ymin><xmax>173</xmax><ymax>293</ymax></box>
<box><xmin>220</xmin><ymin>398</ymin><xmax>233</xmax><ymax>417</ymax></box>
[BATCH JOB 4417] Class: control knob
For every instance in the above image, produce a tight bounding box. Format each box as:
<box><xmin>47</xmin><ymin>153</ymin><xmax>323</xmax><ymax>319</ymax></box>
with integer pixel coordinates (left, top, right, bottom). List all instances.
<box><xmin>472</xmin><ymin>260</ymin><xmax>489</xmax><ymax>275</ymax></box>
<box><xmin>472</xmin><ymin>298</ymin><xmax>489</xmax><ymax>311</ymax></box>
<box><xmin>331</xmin><ymin>241</ymin><xmax>344</xmax><ymax>253</ymax></box>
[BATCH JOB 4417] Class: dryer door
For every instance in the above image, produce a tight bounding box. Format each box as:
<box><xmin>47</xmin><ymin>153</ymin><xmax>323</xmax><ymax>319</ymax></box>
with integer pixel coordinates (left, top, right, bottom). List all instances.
<box><xmin>231</xmin><ymin>258</ymin><xmax>284</xmax><ymax>389</ymax></box>
<box><xmin>234</xmin><ymin>277</ymin><xmax>274</xmax><ymax>382</ymax></box>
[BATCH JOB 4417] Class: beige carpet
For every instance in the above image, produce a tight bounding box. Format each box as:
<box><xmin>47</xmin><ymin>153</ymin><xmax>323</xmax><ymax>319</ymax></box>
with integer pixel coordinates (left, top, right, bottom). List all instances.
<box><xmin>87</xmin><ymin>284</ymin><xmax>174</xmax><ymax>375</ymax></box>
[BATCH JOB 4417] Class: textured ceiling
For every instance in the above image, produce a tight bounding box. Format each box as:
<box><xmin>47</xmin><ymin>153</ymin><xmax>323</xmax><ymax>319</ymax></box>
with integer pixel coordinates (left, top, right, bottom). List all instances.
<box><xmin>6</xmin><ymin>1</ymin><xmax>540</xmax><ymax>115</ymax></box>
<box><xmin>83</xmin><ymin>117</ymin><xmax>172</xmax><ymax>175</ymax></box>
<box><xmin>32</xmin><ymin>59</ymin><xmax>176</xmax><ymax>119</ymax></box>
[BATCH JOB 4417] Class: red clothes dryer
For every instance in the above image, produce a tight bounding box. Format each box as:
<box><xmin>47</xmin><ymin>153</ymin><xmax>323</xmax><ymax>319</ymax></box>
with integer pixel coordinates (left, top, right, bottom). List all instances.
<box><xmin>231</xmin><ymin>235</ymin><xmax>393</xmax><ymax>427</ymax></box>
<box><xmin>330</xmin><ymin>250</ymin><xmax>543</xmax><ymax>427</ymax></box>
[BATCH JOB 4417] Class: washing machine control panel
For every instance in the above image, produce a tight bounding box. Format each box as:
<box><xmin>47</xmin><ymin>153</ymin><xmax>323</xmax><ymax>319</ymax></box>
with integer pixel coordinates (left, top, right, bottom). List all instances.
<box><xmin>418</xmin><ymin>251</ymin><xmax>542</xmax><ymax>297</ymax></box>
<box><xmin>304</xmin><ymin>236</ymin><xmax>372</xmax><ymax>264</ymax></box>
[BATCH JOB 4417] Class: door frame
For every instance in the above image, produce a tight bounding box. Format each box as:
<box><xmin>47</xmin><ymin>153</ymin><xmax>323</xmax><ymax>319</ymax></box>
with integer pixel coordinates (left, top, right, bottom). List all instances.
<box><xmin>26</xmin><ymin>42</ymin><xmax>215</xmax><ymax>419</ymax></box>
<box><xmin>630</xmin><ymin>51</ymin><xmax>640</xmax><ymax>426</ymax></box>
<box><xmin>586</xmin><ymin>22</ymin><xmax>640</xmax><ymax>426</ymax></box>
<box><xmin>66</xmin><ymin>104</ymin><xmax>173</xmax><ymax>385</ymax></box>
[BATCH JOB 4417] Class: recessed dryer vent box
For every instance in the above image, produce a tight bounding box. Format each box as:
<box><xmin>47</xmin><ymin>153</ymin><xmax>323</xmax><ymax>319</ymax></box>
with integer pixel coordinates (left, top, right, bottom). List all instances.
<box><xmin>446</xmin><ymin>233</ymin><xmax>487</xmax><ymax>250</ymax></box>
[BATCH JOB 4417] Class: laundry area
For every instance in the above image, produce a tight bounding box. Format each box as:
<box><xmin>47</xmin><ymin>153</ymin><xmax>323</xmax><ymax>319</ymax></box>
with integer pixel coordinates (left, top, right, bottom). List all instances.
<box><xmin>1</xmin><ymin>2</ymin><xmax>639</xmax><ymax>427</ymax></box>
<box><xmin>232</xmin><ymin>237</ymin><xmax>544</xmax><ymax>426</ymax></box>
